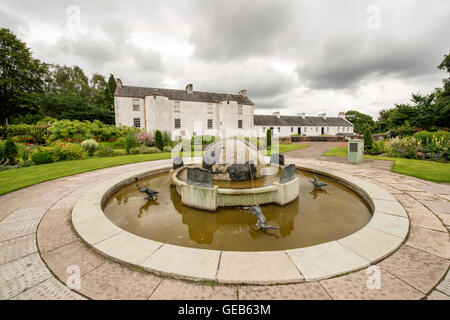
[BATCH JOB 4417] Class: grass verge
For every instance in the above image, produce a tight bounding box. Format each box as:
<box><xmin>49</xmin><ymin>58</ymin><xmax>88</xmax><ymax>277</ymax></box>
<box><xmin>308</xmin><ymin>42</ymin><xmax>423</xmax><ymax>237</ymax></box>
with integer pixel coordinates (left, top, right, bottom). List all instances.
<box><xmin>0</xmin><ymin>144</ymin><xmax>305</xmax><ymax>195</ymax></box>
<box><xmin>323</xmin><ymin>147</ymin><xmax>450</xmax><ymax>183</ymax></box>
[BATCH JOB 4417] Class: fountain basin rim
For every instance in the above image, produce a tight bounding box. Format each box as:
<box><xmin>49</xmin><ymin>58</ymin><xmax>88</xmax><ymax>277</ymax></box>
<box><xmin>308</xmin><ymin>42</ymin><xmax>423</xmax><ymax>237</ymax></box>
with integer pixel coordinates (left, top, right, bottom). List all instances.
<box><xmin>71</xmin><ymin>161</ymin><xmax>409</xmax><ymax>285</ymax></box>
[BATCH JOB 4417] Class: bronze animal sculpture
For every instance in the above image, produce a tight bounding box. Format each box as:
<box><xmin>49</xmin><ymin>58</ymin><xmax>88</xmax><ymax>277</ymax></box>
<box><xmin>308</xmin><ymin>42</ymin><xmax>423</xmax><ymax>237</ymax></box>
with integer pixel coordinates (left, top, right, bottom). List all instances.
<box><xmin>310</xmin><ymin>175</ymin><xmax>328</xmax><ymax>189</ymax></box>
<box><xmin>135</xmin><ymin>178</ymin><xmax>159</xmax><ymax>201</ymax></box>
<box><xmin>249</xmin><ymin>205</ymin><xmax>279</xmax><ymax>230</ymax></box>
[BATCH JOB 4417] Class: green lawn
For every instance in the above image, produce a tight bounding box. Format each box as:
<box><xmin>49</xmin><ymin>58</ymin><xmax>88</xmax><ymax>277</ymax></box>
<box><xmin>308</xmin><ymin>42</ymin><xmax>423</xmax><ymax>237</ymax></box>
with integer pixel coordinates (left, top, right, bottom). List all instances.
<box><xmin>323</xmin><ymin>147</ymin><xmax>450</xmax><ymax>183</ymax></box>
<box><xmin>0</xmin><ymin>144</ymin><xmax>306</xmax><ymax>196</ymax></box>
<box><xmin>262</xmin><ymin>144</ymin><xmax>309</xmax><ymax>156</ymax></box>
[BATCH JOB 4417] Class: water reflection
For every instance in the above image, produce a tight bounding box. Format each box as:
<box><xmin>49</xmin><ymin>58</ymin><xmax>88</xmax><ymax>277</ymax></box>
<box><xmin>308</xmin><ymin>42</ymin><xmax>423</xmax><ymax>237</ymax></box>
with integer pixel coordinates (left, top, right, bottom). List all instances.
<box><xmin>138</xmin><ymin>200</ymin><xmax>159</xmax><ymax>218</ymax></box>
<box><xmin>310</xmin><ymin>188</ymin><xmax>330</xmax><ymax>199</ymax></box>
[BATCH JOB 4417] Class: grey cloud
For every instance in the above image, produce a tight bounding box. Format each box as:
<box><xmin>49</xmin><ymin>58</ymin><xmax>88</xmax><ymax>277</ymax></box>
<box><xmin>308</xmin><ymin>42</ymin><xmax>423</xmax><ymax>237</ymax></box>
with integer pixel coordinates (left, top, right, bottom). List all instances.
<box><xmin>0</xmin><ymin>9</ymin><xmax>29</xmax><ymax>36</ymax></box>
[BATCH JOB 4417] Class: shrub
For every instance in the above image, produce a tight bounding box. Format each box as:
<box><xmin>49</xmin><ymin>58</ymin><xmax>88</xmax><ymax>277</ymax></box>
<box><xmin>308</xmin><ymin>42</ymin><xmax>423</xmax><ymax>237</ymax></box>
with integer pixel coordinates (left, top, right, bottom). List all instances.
<box><xmin>370</xmin><ymin>139</ymin><xmax>389</xmax><ymax>155</ymax></box>
<box><xmin>413</xmin><ymin>130</ymin><xmax>449</xmax><ymax>145</ymax></box>
<box><xmin>3</xmin><ymin>139</ymin><xmax>18</xmax><ymax>164</ymax></box>
<box><xmin>81</xmin><ymin>139</ymin><xmax>99</xmax><ymax>157</ymax></box>
<box><xmin>363</xmin><ymin>127</ymin><xmax>373</xmax><ymax>151</ymax></box>
<box><xmin>155</xmin><ymin>130</ymin><xmax>163</xmax><ymax>151</ymax></box>
<box><xmin>31</xmin><ymin>149</ymin><xmax>54</xmax><ymax>165</ymax></box>
<box><xmin>112</xmin><ymin>137</ymin><xmax>126</xmax><ymax>149</ymax></box>
<box><xmin>388</xmin><ymin>137</ymin><xmax>417</xmax><ymax>158</ymax></box>
<box><xmin>162</xmin><ymin>131</ymin><xmax>172</xmax><ymax>147</ymax></box>
<box><xmin>47</xmin><ymin>143</ymin><xmax>87</xmax><ymax>161</ymax></box>
<box><xmin>125</xmin><ymin>133</ymin><xmax>138</xmax><ymax>154</ymax></box>
<box><xmin>94</xmin><ymin>145</ymin><xmax>117</xmax><ymax>157</ymax></box>
<box><xmin>390</xmin><ymin>121</ymin><xmax>414</xmax><ymax>137</ymax></box>
<box><xmin>136</xmin><ymin>132</ymin><xmax>154</xmax><ymax>146</ymax></box>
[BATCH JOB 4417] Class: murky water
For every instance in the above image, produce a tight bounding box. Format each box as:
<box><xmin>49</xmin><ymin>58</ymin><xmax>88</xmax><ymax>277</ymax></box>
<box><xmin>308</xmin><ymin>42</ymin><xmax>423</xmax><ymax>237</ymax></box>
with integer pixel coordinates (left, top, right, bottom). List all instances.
<box><xmin>103</xmin><ymin>171</ymin><xmax>372</xmax><ymax>251</ymax></box>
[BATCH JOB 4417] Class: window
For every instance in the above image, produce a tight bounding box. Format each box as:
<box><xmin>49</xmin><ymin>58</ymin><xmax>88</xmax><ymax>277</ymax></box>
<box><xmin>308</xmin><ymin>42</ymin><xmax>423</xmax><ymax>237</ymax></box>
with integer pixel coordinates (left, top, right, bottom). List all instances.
<box><xmin>207</xmin><ymin>119</ymin><xmax>213</xmax><ymax>129</ymax></box>
<box><xmin>238</xmin><ymin>120</ymin><xmax>243</xmax><ymax>129</ymax></box>
<box><xmin>262</xmin><ymin>127</ymin><xmax>266</xmax><ymax>132</ymax></box>
<box><xmin>132</xmin><ymin>99</ymin><xmax>140</xmax><ymax>111</ymax></box>
<box><xmin>278</xmin><ymin>127</ymin><xmax>280</xmax><ymax>133</ymax></box>
<box><xmin>133</xmin><ymin>118</ymin><xmax>141</xmax><ymax>128</ymax></box>
<box><xmin>207</xmin><ymin>103</ymin><xmax>213</xmax><ymax>114</ymax></box>
<box><xmin>327</xmin><ymin>127</ymin><xmax>329</xmax><ymax>132</ymax></box>
<box><xmin>316</xmin><ymin>127</ymin><xmax>318</xmax><ymax>132</ymax></box>
<box><xmin>291</xmin><ymin>127</ymin><xmax>294</xmax><ymax>133</ymax></box>
<box><xmin>174</xmin><ymin>101</ymin><xmax>180</xmax><ymax>113</ymax></box>
<box><xmin>238</xmin><ymin>105</ymin><xmax>243</xmax><ymax>115</ymax></box>
<box><xmin>174</xmin><ymin>118</ymin><xmax>181</xmax><ymax>129</ymax></box>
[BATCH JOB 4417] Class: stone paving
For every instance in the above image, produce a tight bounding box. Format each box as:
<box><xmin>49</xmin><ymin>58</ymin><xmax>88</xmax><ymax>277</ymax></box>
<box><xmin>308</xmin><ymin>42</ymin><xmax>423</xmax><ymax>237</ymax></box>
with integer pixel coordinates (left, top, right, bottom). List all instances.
<box><xmin>0</xmin><ymin>155</ymin><xmax>449</xmax><ymax>300</ymax></box>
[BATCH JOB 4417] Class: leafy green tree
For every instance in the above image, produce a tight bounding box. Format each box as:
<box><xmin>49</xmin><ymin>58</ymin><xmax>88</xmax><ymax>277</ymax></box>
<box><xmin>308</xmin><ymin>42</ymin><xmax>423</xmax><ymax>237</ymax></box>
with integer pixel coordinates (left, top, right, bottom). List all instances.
<box><xmin>363</xmin><ymin>127</ymin><xmax>373</xmax><ymax>151</ymax></box>
<box><xmin>105</xmin><ymin>74</ymin><xmax>116</xmax><ymax>108</ymax></box>
<box><xmin>0</xmin><ymin>28</ymin><xmax>48</xmax><ymax>125</ymax></box>
<box><xmin>266</xmin><ymin>128</ymin><xmax>272</xmax><ymax>149</ymax></box>
<box><xmin>3</xmin><ymin>138</ymin><xmax>18</xmax><ymax>164</ymax></box>
<box><xmin>154</xmin><ymin>130</ymin><xmax>163</xmax><ymax>151</ymax></box>
<box><xmin>345</xmin><ymin>110</ymin><xmax>375</xmax><ymax>134</ymax></box>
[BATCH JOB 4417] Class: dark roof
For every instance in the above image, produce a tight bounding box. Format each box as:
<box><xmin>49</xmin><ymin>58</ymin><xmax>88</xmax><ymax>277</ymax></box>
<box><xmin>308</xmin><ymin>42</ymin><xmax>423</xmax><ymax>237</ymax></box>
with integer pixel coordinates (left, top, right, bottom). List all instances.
<box><xmin>253</xmin><ymin>115</ymin><xmax>353</xmax><ymax>127</ymax></box>
<box><xmin>115</xmin><ymin>85</ymin><xmax>254</xmax><ymax>105</ymax></box>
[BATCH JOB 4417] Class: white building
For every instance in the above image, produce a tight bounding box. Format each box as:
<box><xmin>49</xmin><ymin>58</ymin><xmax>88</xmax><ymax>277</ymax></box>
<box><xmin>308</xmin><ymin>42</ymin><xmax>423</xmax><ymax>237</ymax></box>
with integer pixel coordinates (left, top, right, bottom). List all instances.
<box><xmin>114</xmin><ymin>80</ymin><xmax>254</xmax><ymax>139</ymax></box>
<box><xmin>254</xmin><ymin>112</ymin><xmax>354</xmax><ymax>137</ymax></box>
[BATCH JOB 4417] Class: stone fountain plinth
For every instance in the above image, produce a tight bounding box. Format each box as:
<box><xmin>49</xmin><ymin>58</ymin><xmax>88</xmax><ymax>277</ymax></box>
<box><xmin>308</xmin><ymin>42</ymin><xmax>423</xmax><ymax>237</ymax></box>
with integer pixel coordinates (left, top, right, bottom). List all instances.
<box><xmin>170</xmin><ymin>138</ymin><xmax>300</xmax><ymax>212</ymax></box>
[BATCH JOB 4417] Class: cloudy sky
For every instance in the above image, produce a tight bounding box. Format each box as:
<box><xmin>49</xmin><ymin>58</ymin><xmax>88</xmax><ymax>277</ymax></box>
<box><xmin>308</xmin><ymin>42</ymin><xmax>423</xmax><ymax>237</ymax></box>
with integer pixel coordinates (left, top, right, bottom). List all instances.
<box><xmin>1</xmin><ymin>0</ymin><xmax>449</xmax><ymax>118</ymax></box>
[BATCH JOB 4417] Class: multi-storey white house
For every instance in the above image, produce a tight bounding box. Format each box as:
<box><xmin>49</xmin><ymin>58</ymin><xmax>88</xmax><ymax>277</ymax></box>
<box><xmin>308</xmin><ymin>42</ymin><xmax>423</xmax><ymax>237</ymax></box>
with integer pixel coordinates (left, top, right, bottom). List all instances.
<box><xmin>114</xmin><ymin>80</ymin><xmax>254</xmax><ymax>138</ymax></box>
<box><xmin>254</xmin><ymin>112</ymin><xmax>354</xmax><ymax>137</ymax></box>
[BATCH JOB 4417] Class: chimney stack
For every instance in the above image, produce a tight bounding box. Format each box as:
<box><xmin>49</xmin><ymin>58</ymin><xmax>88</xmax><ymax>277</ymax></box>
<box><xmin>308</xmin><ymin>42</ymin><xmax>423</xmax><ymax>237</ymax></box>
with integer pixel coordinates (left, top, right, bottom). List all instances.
<box><xmin>272</xmin><ymin>111</ymin><xmax>280</xmax><ymax>118</ymax></box>
<box><xmin>239</xmin><ymin>89</ymin><xmax>247</xmax><ymax>97</ymax></box>
<box><xmin>297</xmin><ymin>112</ymin><xmax>306</xmax><ymax>119</ymax></box>
<box><xmin>319</xmin><ymin>112</ymin><xmax>327</xmax><ymax>119</ymax></box>
<box><xmin>116</xmin><ymin>78</ymin><xmax>122</xmax><ymax>89</ymax></box>
<box><xmin>338</xmin><ymin>112</ymin><xmax>346</xmax><ymax>118</ymax></box>
<box><xmin>186</xmin><ymin>83</ymin><xmax>193</xmax><ymax>94</ymax></box>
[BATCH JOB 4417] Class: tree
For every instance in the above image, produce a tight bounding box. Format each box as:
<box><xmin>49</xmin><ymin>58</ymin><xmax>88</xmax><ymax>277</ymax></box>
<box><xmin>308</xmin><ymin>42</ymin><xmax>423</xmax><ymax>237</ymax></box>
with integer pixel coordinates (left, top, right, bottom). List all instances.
<box><xmin>363</xmin><ymin>127</ymin><xmax>373</xmax><ymax>151</ymax></box>
<box><xmin>0</xmin><ymin>28</ymin><xmax>48</xmax><ymax>125</ymax></box>
<box><xmin>105</xmin><ymin>74</ymin><xmax>116</xmax><ymax>108</ymax></box>
<box><xmin>155</xmin><ymin>130</ymin><xmax>163</xmax><ymax>151</ymax></box>
<box><xmin>266</xmin><ymin>128</ymin><xmax>272</xmax><ymax>149</ymax></box>
<box><xmin>345</xmin><ymin>110</ymin><xmax>375</xmax><ymax>134</ymax></box>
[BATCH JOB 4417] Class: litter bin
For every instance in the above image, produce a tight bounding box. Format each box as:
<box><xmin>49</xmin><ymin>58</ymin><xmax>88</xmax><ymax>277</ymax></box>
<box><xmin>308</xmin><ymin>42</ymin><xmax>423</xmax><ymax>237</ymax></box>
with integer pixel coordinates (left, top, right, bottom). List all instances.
<box><xmin>348</xmin><ymin>139</ymin><xmax>364</xmax><ymax>163</ymax></box>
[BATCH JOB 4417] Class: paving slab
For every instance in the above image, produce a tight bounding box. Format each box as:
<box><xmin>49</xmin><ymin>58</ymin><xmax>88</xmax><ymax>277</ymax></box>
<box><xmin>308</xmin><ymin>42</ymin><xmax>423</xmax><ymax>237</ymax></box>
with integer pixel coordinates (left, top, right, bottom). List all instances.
<box><xmin>94</xmin><ymin>232</ymin><xmax>162</xmax><ymax>265</ymax></box>
<box><xmin>1</xmin><ymin>206</ymin><xmax>48</xmax><ymax>224</ymax></box>
<box><xmin>402</xmin><ymin>202</ymin><xmax>446</xmax><ymax>232</ymax></box>
<box><xmin>286</xmin><ymin>241</ymin><xmax>370</xmax><ymax>281</ymax></box>
<box><xmin>217</xmin><ymin>251</ymin><xmax>303</xmax><ymax>284</ymax></box>
<box><xmin>239</xmin><ymin>282</ymin><xmax>331</xmax><ymax>300</ymax></box>
<box><xmin>141</xmin><ymin>244</ymin><xmax>220</xmax><ymax>281</ymax></box>
<box><xmin>0</xmin><ymin>218</ymin><xmax>41</xmax><ymax>242</ymax></box>
<box><xmin>320</xmin><ymin>267</ymin><xmax>424</xmax><ymax>300</ymax></box>
<box><xmin>41</xmin><ymin>240</ymin><xmax>106</xmax><ymax>284</ymax></box>
<box><xmin>405</xmin><ymin>226</ymin><xmax>450</xmax><ymax>259</ymax></box>
<box><xmin>421</xmin><ymin>199</ymin><xmax>450</xmax><ymax>215</ymax></box>
<box><xmin>426</xmin><ymin>290</ymin><xmax>450</xmax><ymax>300</ymax></box>
<box><xmin>73</xmin><ymin>216</ymin><xmax>123</xmax><ymax>245</ymax></box>
<box><xmin>406</xmin><ymin>191</ymin><xmax>439</xmax><ymax>201</ymax></box>
<box><xmin>387</xmin><ymin>183</ymin><xmax>424</xmax><ymax>192</ymax></box>
<box><xmin>79</xmin><ymin>261</ymin><xmax>161</xmax><ymax>300</ymax></box>
<box><xmin>0</xmin><ymin>253</ymin><xmax>52</xmax><ymax>300</ymax></box>
<box><xmin>436</xmin><ymin>270</ymin><xmax>450</xmax><ymax>296</ymax></box>
<box><xmin>365</xmin><ymin>212</ymin><xmax>409</xmax><ymax>239</ymax></box>
<box><xmin>37</xmin><ymin>223</ymin><xmax>79</xmax><ymax>253</ymax></box>
<box><xmin>12</xmin><ymin>277</ymin><xmax>86</xmax><ymax>300</ymax></box>
<box><xmin>39</xmin><ymin>208</ymin><xmax>72</xmax><ymax>229</ymax></box>
<box><xmin>378</xmin><ymin>245</ymin><xmax>450</xmax><ymax>294</ymax></box>
<box><xmin>150</xmin><ymin>279</ymin><xmax>237</xmax><ymax>300</ymax></box>
<box><xmin>0</xmin><ymin>234</ymin><xmax>37</xmax><ymax>265</ymax></box>
<box><xmin>373</xmin><ymin>199</ymin><xmax>407</xmax><ymax>217</ymax></box>
<box><xmin>338</xmin><ymin>227</ymin><xmax>403</xmax><ymax>262</ymax></box>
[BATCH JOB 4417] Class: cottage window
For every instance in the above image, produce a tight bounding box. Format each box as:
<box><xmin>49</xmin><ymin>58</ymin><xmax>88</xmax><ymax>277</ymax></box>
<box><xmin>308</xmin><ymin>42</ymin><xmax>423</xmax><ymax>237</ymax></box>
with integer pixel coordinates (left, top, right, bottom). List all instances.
<box><xmin>316</xmin><ymin>127</ymin><xmax>318</xmax><ymax>132</ymax></box>
<box><xmin>291</xmin><ymin>127</ymin><xmax>294</xmax><ymax>133</ymax></box>
<box><xmin>238</xmin><ymin>105</ymin><xmax>243</xmax><ymax>115</ymax></box>
<box><xmin>207</xmin><ymin>103</ymin><xmax>213</xmax><ymax>114</ymax></box>
<box><xmin>174</xmin><ymin>118</ymin><xmax>181</xmax><ymax>129</ymax></box>
<box><xmin>238</xmin><ymin>120</ymin><xmax>243</xmax><ymax>129</ymax></box>
<box><xmin>262</xmin><ymin>127</ymin><xmax>266</xmax><ymax>132</ymax></box>
<box><xmin>133</xmin><ymin>118</ymin><xmax>141</xmax><ymax>128</ymax></box>
<box><xmin>174</xmin><ymin>101</ymin><xmax>180</xmax><ymax>113</ymax></box>
<box><xmin>208</xmin><ymin>119</ymin><xmax>213</xmax><ymax>129</ymax></box>
<box><xmin>278</xmin><ymin>127</ymin><xmax>280</xmax><ymax>133</ymax></box>
<box><xmin>132</xmin><ymin>99</ymin><xmax>140</xmax><ymax>111</ymax></box>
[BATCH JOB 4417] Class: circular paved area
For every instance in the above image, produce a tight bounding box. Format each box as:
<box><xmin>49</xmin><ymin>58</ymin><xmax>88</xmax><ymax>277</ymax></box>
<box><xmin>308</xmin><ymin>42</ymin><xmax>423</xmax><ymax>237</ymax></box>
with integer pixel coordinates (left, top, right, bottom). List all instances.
<box><xmin>0</xmin><ymin>156</ymin><xmax>449</xmax><ymax>300</ymax></box>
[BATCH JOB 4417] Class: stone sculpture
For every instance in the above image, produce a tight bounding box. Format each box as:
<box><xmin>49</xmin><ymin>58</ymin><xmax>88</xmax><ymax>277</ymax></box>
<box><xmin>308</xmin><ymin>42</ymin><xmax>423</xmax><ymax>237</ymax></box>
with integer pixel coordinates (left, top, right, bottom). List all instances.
<box><xmin>310</xmin><ymin>175</ymin><xmax>328</xmax><ymax>189</ymax></box>
<box><xmin>280</xmin><ymin>164</ymin><xmax>295</xmax><ymax>184</ymax></box>
<box><xmin>173</xmin><ymin>156</ymin><xmax>184</xmax><ymax>170</ymax></box>
<box><xmin>136</xmin><ymin>182</ymin><xmax>159</xmax><ymax>201</ymax></box>
<box><xmin>187</xmin><ymin>167</ymin><xmax>214</xmax><ymax>187</ymax></box>
<box><xmin>249</xmin><ymin>205</ymin><xmax>279</xmax><ymax>230</ymax></box>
